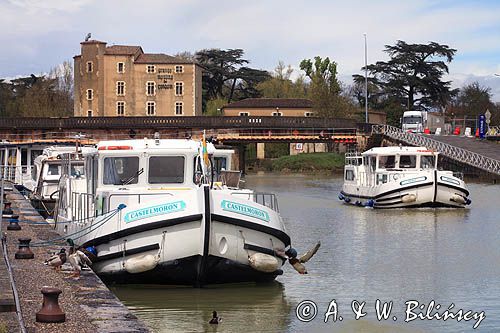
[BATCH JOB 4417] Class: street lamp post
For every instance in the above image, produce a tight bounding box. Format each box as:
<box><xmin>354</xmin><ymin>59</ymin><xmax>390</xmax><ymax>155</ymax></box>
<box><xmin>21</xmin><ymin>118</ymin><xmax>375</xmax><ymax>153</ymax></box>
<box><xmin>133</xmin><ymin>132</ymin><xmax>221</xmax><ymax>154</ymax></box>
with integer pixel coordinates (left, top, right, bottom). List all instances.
<box><xmin>364</xmin><ymin>33</ymin><xmax>368</xmax><ymax>123</ymax></box>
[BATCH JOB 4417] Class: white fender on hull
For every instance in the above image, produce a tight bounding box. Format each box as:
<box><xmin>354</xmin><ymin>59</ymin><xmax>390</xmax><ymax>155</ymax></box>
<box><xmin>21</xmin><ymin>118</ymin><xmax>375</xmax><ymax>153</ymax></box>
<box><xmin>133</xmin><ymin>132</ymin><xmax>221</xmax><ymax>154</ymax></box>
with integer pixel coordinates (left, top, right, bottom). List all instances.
<box><xmin>402</xmin><ymin>194</ymin><xmax>417</xmax><ymax>203</ymax></box>
<box><xmin>248</xmin><ymin>253</ymin><xmax>280</xmax><ymax>273</ymax></box>
<box><xmin>124</xmin><ymin>254</ymin><xmax>158</xmax><ymax>274</ymax></box>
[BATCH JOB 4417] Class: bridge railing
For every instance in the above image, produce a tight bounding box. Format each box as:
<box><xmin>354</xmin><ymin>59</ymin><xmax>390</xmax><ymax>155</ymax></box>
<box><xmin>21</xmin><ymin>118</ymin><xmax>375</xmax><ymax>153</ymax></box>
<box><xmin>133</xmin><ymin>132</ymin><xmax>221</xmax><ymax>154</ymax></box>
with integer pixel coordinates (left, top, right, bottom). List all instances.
<box><xmin>0</xmin><ymin>116</ymin><xmax>357</xmax><ymax>130</ymax></box>
<box><xmin>372</xmin><ymin>124</ymin><xmax>500</xmax><ymax>176</ymax></box>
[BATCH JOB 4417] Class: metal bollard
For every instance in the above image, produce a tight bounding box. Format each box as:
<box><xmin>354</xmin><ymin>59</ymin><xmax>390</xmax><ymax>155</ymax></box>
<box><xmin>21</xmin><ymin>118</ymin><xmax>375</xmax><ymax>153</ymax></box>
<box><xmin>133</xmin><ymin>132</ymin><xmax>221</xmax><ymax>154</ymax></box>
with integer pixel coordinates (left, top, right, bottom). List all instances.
<box><xmin>36</xmin><ymin>287</ymin><xmax>66</xmax><ymax>323</ymax></box>
<box><xmin>15</xmin><ymin>237</ymin><xmax>34</xmax><ymax>259</ymax></box>
<box><xmin>2</xmin><ymin>201</ymin><xmax>13</xmax><ymax>216</ymax></box>
<box><xmin>7</xmin><ymin>214</ymin><xmax>21</xmax><ymax>231</ymax></box>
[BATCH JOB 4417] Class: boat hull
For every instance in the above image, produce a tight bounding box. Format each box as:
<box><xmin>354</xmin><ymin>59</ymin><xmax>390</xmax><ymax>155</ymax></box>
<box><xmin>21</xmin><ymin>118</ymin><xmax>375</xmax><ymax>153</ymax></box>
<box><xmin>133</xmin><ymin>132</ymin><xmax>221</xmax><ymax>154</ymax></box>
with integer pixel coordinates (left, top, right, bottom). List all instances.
<box><xmin>57</xmin><ymin>187</ymin><xmax>289</xmax><ymax>286</ymax></box>
<box><xmin>340</xmin><ymin>171</ymin><xmax>470</xmax><ymax>209</ymax></box>
<box><xmin>99</xmin><ymin>254</ymin><xmax>282</xmax><ymax>285</ymax></box>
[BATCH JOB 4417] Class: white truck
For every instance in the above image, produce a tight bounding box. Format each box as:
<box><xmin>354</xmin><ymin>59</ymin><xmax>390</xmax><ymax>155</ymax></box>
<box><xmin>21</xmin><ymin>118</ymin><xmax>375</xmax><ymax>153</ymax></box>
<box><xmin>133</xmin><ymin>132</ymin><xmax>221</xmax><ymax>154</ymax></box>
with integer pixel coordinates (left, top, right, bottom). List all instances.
<box><xmin>401</xmin><ymin>111</ymin><xmax>445</xmax><ymax>134</ymax></box>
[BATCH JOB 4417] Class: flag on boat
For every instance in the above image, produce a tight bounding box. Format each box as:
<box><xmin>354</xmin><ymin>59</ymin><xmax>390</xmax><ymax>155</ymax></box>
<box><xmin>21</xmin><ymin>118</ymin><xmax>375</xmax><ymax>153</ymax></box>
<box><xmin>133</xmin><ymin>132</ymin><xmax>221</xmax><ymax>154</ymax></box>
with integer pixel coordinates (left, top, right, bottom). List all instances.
<box><xmin>202</xmin><ymin>130</ymin><xmax>209</xmax><ymax>166</ymax></box>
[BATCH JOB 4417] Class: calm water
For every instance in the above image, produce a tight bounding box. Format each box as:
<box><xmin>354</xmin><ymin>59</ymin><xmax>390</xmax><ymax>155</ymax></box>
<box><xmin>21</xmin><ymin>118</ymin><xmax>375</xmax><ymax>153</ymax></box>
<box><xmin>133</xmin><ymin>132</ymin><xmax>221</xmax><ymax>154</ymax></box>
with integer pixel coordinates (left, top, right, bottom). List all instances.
<box><xmin>111</xmin><ymin>174</ymin><xmax>500</xmax><ymax>332</ymax></box>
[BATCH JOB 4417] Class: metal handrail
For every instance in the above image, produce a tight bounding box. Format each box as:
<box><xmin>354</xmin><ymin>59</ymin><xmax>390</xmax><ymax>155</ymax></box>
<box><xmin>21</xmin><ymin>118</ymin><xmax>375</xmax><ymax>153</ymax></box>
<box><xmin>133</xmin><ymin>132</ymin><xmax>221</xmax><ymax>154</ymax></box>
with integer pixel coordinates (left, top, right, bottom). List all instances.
<box><xmin>230</xmin><ymin>192</ymin><xmax>280</xmax><ymax>212</ymax></box>
<box><xmin>372</xmin><ymin>125</ymin><xmax>500</xmax><ymax>175</ymax></box>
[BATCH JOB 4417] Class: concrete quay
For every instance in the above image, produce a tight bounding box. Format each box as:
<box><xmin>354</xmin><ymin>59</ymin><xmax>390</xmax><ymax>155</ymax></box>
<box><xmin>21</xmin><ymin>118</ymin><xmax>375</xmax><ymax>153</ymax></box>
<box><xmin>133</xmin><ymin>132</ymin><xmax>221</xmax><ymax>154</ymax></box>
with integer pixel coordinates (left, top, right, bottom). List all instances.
<box><xmin>0</xmin><ymin>186</ymin><xmax>150</xmax><ymax>333</ymax></box>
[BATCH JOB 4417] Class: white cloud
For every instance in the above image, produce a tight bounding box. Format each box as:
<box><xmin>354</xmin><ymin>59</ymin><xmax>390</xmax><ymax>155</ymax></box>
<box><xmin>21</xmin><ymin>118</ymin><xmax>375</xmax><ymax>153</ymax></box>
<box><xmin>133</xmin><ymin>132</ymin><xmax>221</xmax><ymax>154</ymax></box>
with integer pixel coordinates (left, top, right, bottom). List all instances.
<box><xmin>1</xmin><ymin>0</ymin><xmax>500</xmax><ymax>100</ymax></box>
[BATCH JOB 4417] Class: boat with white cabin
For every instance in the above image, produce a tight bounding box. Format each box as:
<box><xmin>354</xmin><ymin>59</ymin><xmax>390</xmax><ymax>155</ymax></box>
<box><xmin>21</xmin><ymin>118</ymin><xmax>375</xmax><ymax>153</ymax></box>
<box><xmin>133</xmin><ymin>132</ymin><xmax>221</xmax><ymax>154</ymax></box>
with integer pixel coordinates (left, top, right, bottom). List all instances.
<box><xmin>29</xmin><ymin>146</ymin><xmax>91</xmax><ymax>218</ymax></box>
<box><xmin>54</xmin><ymin>137</ymin><xmax>291</xmax><ymax>286</ymax></box>
<box><xmin>339</xmin><ymin>146</ymin><xmax>471</xmax><ymax>208</ymax></box>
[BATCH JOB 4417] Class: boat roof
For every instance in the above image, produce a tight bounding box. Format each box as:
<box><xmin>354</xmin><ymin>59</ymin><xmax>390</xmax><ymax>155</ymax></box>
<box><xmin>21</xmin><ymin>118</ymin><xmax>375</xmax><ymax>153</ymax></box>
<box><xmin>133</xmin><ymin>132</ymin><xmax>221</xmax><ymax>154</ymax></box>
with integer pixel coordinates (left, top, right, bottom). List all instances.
<box><xmin>362</xmin><ymin>146</ymin><xmax>437</xmax><ymax>156</ymax></box>
<box><xmin>96</xmin><ymin>139</ymin><xmax>216</xmax><ymax>153</ymax></box>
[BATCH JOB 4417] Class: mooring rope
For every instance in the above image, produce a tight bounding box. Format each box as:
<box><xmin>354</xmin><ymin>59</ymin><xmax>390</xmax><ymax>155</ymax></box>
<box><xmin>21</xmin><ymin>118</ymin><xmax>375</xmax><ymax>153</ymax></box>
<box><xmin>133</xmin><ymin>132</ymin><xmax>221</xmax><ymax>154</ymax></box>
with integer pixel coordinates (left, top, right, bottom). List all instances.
<box><xmin>30</xmin><ymin>204</ymin><xmax>126</xmax><ymax>247</ymax></box>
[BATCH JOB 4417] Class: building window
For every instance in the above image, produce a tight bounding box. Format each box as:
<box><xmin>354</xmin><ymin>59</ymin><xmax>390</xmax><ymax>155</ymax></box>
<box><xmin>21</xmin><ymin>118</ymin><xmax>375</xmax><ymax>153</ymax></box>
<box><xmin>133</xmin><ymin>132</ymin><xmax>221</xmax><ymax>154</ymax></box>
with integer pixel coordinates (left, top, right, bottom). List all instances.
<box><xmin>146</xmin><ymin>101</ymin><xmax>156</xmax><ymax>116</ymax></box>
<box><xmin>86</xmin><ymin>89</ymin><xmax>93</xmax><ymax>100</ymax></box>
<box><xmin>272</xmin><ymin>111</ymin><xmax>282</xmax><ymax>116</ymax></box>
<box><xmin>116</xmin><ymin>101</ymin><xmax>125</xmax><ymax>116</ymax></box>
<box><xmin>239</xmin><ymin>112</ymin><xmax>250</xmax><ymax>116</ymax></box>
<box><xmin>87</xmin><ymin>110</ymin><xmax>93</xmax><ymax>117</ymax></box>
<box><xmin>116</xmin><ymin>81</ymin><xmax>125</xmax><ymax>96</ymax></box>
<box><xmin>86</xmin><ymin>61</ymin><xmax>93</xmax><ymax>73</ymax></box>
<box><xmin>147</xmin><ymin>65</ymin><xmax>156</xmax><ymax>73</ymax></box>
<box><xmin>146</xmin><ymin>81</ymin><xmax>156</xmax><ymax>96</ymax></box>
<box><xmin>175</xmin><ymin>82</ymin><xmax>183</xmax><ymax>96</ymax></box>
<box><xmin>175</xmin><ymin>102</ymin><xmax>183</xmax><ymax>115</ymax></box>
<box><xmin>117</xmin><ymin>62</ymin><xmax>125</xmax><ymax>73</ymax></box>
<box><xmin>175</xmin><ymin>65</ymin><xmax>184</xmax><ymax>73</ymax></box>
<box><xmin>304</xmin><ymin>112</ymin><xmax>314</xmax><ymax>117</ymax></box>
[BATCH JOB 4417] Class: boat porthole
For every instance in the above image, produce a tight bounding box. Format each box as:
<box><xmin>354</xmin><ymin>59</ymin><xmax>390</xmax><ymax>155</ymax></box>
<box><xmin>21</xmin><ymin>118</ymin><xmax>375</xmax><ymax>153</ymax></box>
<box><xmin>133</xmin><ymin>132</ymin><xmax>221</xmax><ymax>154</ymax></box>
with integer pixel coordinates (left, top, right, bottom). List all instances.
<box><xmin>219</xmin><ymin>237</ymin><xmax>228</xmax><ymax>255</ymax></box>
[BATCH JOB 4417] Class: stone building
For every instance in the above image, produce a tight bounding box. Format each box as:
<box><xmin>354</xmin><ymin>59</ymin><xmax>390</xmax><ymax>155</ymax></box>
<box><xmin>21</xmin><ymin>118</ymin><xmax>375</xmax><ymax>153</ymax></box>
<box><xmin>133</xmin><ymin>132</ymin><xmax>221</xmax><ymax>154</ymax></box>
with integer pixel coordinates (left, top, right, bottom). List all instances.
<box><xmin>73</xmin><ymin>40</ymin><xmax>202</xmax><ymax>117</ymax></box>
<box><xmin>221</xmin><ymin>98</ymin><xmax>314</xmax><ymax>117</ymax></box>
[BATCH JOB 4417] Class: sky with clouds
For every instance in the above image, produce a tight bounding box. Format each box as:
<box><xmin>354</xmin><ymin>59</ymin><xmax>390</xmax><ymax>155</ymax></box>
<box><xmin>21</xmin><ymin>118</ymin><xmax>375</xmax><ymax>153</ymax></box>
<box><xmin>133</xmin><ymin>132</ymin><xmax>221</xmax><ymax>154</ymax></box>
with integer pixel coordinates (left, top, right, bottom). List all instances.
<box><xmin>1</xmin><ymin>0</ymin><xmax>500</xmax><ymax>101</ymax></box>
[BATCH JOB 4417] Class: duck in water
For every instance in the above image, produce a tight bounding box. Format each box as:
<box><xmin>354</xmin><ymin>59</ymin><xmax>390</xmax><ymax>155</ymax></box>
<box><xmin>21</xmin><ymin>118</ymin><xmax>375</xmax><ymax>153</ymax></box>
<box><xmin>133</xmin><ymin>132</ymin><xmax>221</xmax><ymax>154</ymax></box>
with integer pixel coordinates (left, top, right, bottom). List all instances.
<box><xmin>209</xmin><ymin>311</ymin><xmax>222</xmax><ymax>324</ymax></box>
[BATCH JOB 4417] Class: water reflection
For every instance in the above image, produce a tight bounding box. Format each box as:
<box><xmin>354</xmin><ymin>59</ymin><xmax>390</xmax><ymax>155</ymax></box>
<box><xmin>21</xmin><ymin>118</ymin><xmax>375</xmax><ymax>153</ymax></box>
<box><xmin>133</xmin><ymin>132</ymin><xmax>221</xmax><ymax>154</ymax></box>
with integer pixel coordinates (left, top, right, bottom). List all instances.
<box><xmin>111</xmin><ymin>282</ymin><xmax>291</xmax><ymax>332</ymax></box>
<box><xmin>111</xmin><ymin>175</ymin><xmax>499</xmax><ymax>333</ymax></box>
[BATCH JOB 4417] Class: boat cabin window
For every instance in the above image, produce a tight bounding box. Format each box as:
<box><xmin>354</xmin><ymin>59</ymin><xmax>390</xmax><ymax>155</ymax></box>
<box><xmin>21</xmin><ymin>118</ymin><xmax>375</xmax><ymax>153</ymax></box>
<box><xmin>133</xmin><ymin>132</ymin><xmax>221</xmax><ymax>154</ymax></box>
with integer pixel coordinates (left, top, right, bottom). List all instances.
<box><xmin>71</xmin><ymin>164</ymin><xmax>85</xmax><ymax>177</ymax></box>
<box><xmin>148</xmin><ymin>156</ymin><xmax>185</xmax><ymax>184</ymax></box>
<box><xmin>420</xmin><ymin>155</ymin><xmax>435</xmax><ymax>169</ymax></box>
<box><xmin>369</xmin><ymin>156</ymin><xmax>376</xmax><ymax>172</ymax></box>
<box><xmin>103</xmin><ymin>156</ymin><xmax>140</xmax><ymax>185</ymax></box>
<box><xmin>378</xmin><ymin>155</ymin><xmax>396</xmax><ymax>169</ymax></box>
<box><xmin>399</xmin><ymin>155</ymin><xmax>416</xmax><ymax>168</ymax></box>
<box><xmin>345</xmin><ymin>169</ymin><xmax>355</xmax><ymax>181</ymax></box>
<box><xmin>47</xmin><ymin>164</ymin><xmax>60</xmax><ymax>176</ymax></box>
<box><xmin>377</xmin><ymin>173</ymin><xmax>388</xmax><ymax>185</ymax></box>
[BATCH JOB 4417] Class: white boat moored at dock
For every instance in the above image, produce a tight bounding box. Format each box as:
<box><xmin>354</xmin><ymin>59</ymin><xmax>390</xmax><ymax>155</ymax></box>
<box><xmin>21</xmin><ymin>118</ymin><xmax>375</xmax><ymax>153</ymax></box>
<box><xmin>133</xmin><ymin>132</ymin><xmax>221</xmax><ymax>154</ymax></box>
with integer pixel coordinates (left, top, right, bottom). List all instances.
<box><xmin>54</xmin><ymin>137</ymin><xmax>292</xmax><ymax>286</ymax></box>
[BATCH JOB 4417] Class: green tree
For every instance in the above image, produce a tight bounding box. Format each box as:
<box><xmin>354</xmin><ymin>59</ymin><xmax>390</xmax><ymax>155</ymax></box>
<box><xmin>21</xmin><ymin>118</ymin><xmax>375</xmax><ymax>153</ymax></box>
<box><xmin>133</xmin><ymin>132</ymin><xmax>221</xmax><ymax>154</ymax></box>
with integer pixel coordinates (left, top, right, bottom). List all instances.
<box><xmin>257</xmin><ymin>61</ymin><xmax>308</xmax><ymax>98</ymax></box>
<box><xmin>451</xmin><ymin>82</ymin><xmax>494</xmax><ymax>118</ymax></box>
<box><xmin>195</xmin><ymin>49</ymin><xmax>270</xmax><ymax>108</ymax></box>
<box><xmin>300</xmin><ymin>56</ymin><xmax>355</xmax><ymax>117</ymax></box>
<box><xmin>354</xmin><ymin>40</ymin><xmax>458</xmax><ymax>111</ymax></box>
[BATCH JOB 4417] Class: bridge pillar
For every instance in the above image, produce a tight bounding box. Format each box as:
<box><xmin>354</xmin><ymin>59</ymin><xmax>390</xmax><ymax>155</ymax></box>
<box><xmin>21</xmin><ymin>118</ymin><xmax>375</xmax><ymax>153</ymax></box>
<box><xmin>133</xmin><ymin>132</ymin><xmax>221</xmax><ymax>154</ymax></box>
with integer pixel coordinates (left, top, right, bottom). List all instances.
<box><xmin>256</xmin><ymin>143</ymin><xmax>265</xmax><ymax>160</ymax></box>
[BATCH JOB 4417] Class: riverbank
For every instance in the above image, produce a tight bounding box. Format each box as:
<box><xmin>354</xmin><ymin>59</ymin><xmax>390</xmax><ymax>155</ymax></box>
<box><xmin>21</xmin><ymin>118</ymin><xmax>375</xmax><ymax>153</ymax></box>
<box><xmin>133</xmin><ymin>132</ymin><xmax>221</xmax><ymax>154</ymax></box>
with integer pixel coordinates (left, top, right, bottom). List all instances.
<box><xmin>248</xmin><ymin>152</ymin><xmax>344</xmax><ymax>173</ymax></box>
<box><xmin>0</xmin><ymin>186</ymin><xmax>150</xmax><ymax>332</ymax></box>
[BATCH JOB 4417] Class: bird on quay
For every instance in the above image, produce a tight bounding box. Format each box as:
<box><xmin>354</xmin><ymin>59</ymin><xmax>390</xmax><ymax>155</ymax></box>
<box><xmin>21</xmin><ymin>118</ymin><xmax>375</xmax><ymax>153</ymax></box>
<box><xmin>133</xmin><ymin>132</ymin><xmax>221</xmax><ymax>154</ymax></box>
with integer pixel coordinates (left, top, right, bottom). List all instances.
<box><xmin>44</xmin><ymin>248</ymin><xmax>66</xmax><ymax>271</ymax></box>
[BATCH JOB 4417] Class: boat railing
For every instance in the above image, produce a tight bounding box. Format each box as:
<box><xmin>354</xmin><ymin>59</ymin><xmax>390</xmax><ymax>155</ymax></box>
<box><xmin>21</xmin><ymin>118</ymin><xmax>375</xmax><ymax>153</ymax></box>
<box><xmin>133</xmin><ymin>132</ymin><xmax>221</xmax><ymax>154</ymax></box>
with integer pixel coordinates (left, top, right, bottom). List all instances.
<box><xmin>71</xmin><ymin>192</ymin><xmax>95</xmax><ymax>222</ymax></box>
<box><xmin>0</xmin><ymin>165</ymin><xmax>34</xmax><ymax>184</ymax></box>
<box><xmin>372</xmin><ymin>124</ymin><xmax>500</xmax><ymax>176</ymax></box>
<box><xmin>106</xmin><ymin>192</ymin><xmax>174</xmax><ymax>213</ymax></box>
<box><xmin>230</xmin><ymin>192</ymin><xmax>280</xmax><ymax>213</ymax></box>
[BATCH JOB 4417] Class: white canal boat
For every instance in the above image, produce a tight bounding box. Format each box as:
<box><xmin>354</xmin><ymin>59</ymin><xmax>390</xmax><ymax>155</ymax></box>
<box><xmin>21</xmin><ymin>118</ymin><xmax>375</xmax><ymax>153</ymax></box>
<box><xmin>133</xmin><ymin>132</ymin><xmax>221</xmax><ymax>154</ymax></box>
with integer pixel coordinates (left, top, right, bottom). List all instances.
<box><xmin>340</xmin><ymin>146</ymin><xmax>471</xmax><ymax>208</ymax></box>
<box><xmin>29</xmin><ymin>146</ymin><xmax>90</xmax><ymax>218</ymax></box>
<box><xmin>54</xmin><ymin>138</ymin><xmax>291</xmax><ymax>285</ymax></box>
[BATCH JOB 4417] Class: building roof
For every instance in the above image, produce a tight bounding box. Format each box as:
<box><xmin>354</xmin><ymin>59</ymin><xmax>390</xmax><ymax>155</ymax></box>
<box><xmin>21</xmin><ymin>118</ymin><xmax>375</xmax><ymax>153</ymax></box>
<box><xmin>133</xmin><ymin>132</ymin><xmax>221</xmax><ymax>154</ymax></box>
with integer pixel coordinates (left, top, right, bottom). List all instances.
<box><xmin>105</xmin><ymin>45</ymin><xmax>143</xmax><ymax>57</ymax></box>
<box><xmin>80</xmin><ymin>40</ymin><xmax>106</xmax><ymax>45</ymax></box>
<box><xmin>134</xmin><ymin>53</ymin><xmax>194</xmax><ymax>64</ymax></box>
<box><xmin>223</xmin><ymin>98</ymin><xmax>313</xmax><ymax>109</ymax></box>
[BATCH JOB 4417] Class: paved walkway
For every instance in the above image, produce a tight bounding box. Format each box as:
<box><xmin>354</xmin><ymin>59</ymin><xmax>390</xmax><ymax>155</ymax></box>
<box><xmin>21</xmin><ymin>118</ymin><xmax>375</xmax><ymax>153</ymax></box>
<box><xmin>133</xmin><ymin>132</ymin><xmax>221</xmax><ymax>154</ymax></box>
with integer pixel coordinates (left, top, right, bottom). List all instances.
<box><xmin>431</xmin><ymin>135</ymin><xmax>500</xmax><ymax>161</ymax></box>
<box><xmin>1</xmin><ymin>186</ymin><xmax>150</xmax><ymax>333</ymax></box>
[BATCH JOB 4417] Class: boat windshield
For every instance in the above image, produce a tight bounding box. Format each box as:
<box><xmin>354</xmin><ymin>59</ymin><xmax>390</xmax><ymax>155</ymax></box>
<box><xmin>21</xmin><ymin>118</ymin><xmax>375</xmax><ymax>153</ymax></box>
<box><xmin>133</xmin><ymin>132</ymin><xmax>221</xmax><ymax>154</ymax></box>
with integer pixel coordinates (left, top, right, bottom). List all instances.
<box><xmin>103</xmin><ymin>156</ymin><xmax>139</xmax><ymax>185</ymax></box>
<box><xmin>399</xmin><ymin>155</ymin><xmax>416</xmax><ymax>168</ymax></box>
<box><xmin>403</xmin><ymin>116</ymin><xmax>422</xmax><ymax>124</ymax></box>
<box><xmin>378</xmin><ymin>155</ymin><xmax>396</xmax><ymax>169</ymax></box>
<box><xmin>420</xmin><ymin>155</ymin><xmax>435</xmax><ymax>169</ymax></box>
<box><xmin>148</xmin><ymin>156</ymin><xmax>185</xmax><ymax>184</ymax></box>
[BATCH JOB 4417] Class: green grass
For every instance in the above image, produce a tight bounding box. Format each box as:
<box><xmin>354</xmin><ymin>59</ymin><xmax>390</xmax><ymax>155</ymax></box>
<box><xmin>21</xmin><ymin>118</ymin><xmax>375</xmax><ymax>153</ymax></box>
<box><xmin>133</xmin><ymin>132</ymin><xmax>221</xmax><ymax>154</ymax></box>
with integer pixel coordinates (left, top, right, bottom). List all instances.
<box><xmin>271</xmin><ymin>152</ymin><xmax>344</xmax><ymax>172</ymax></box>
